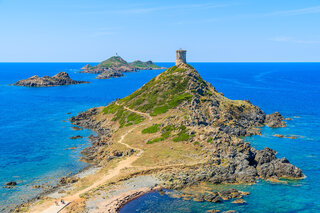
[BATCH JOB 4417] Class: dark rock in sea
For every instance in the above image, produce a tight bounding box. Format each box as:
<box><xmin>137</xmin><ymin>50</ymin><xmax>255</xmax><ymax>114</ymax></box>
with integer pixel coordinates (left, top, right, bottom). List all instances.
<box><xmin>65</xmin><ymin>146</ymin><xmax>77</xmax><ymax>150</ymax></box>
<box><xmin>193</xmin><ymin>195</ymin><xmax>204</xmax><ymax>202</ymax></box>
<box><xmin>231</xmin><ymin>199</ymin><xmax>246</xmax><ymax>204</ymax></box>
<box><xmin>13</xmin><ymin>72</ymin><xmax>89</xmax><ymax>87</ymax></box>
<box><xmin>96</xmin><ymin>69</ymin><xmax>124</xmax><ymax>79</ymax></box>
<box><xmin>206</xmin><ymin>210</ymin><xmax>221</xmax><ymax>213</ymax></box>
<box><xmin>204</xmin><ymin>192</ymin><xmax>222</xmax><ymax>203</ymax></box>
<box><xmin>3</xmin><ymin>181</ymin><xmax>17</xmax><ymax>188</ymax></box>
<box><xmin>219</xmin><ymin>189</ymin><xmax>242</xmax><ymax>200</ymax></box>
<box><xmin>71</xmin><ymin>126</ymin><xmax>83</xmax><ymax>131</ymax></box>
<box><xmin>69</xmin><ymin>135</ymin><xmax>83</xmax><ymax>139</ymax></box>
<box><xmin>5</xmin><ymin>181</ymin><xmax>17</xmax><ymax>186</ymax></box>
<box><xmin>273</xmin><ymin>134</ymin><xmax>298</xmax><ymax>139</ymax></box>
<box><xmin>265</xmin><ymin>112</ymin><xmax>286</xmax><ymax>128</ymax></box>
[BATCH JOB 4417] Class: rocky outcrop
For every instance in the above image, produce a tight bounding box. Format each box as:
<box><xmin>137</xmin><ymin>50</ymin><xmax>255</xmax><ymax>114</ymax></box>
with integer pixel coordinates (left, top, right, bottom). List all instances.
<box><xmin>273</xmin><ymin>134</ymin><xmax>297</xmax><ymax>139</ymax></box>
<box><xmin>265</xmin><ymin>112</ymin><xmax>286</xmax><ymax>128</ymax></box>
<box><xmin>3</xmin><ymin>181</ymin><xmax>17</xmax><ymax>188</ymax></box>
<box><xmin>81</xmin><ymin>64</ymin><xmax>92</xmax><ymax>70</ymax></box>
<box><xmin>69</xmin><ymin>135</ymin><xmax>83</xmax><ymax>139</ymax></box>
<box><xmin>96</xmin><ymin>70</ymin><xmax>124</xmax><ymax>79</ymax></box>
<box><xmin>159</xmin><ymin>145</ymin><xmax>302</xmax><ymax>189</ymax></box>
<box><xmin>59</xmin><ymin>176</ymin><xmax>79</xmax><ymax>185</ymax></box>
<box><xmin>14</xmin><ymin>72</ymin><xmax>89</xmax><ymax>87</ymax></box>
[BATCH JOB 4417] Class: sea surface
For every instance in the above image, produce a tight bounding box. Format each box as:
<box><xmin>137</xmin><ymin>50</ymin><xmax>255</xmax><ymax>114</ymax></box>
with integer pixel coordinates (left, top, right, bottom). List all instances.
<box><xmin>0</xmin><ymin>63</ymin><xmax>319</xmax><ymax>212</ymax></box>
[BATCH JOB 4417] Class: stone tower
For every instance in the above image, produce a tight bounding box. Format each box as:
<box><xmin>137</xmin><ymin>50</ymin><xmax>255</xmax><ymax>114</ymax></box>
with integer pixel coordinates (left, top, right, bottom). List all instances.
<box><xmin>176</xmin><ymin>49</ymin><xmax>187</xmax><ymax>65</ymax></box>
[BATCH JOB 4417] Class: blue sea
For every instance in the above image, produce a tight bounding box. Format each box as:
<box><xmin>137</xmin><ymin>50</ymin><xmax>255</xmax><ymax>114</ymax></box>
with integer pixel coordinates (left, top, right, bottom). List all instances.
<box><xmin>0</xmin><ymin>63</ymin><xmax>319</xmax><ymax>212</ymax></box>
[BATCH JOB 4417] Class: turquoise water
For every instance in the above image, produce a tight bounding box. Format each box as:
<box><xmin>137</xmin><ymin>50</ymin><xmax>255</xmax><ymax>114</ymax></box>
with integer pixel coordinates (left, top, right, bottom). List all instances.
<box><xmin>0</xmin><ymin>63</ymin><xmax>319</xmax><ymax>212</ymax></box>
<box><xmin>120</xmin><ymin>63</ymin><xmax>320</xmax><ymax>213</ymax></box>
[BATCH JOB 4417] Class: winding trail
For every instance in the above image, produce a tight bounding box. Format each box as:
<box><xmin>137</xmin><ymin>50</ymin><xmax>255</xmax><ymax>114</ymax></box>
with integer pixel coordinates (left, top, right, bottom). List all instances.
<box><xmin>41</xmin><ymin>105</ymin><xmax>152</xmax><ymax>213</ymax></box>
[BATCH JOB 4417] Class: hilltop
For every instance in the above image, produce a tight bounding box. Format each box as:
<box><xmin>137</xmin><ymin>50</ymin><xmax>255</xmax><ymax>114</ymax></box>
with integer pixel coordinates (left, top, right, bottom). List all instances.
<box><xmin>81</xmin><ymin>56</ymin><xmax>165</xmax><ymax>79</ymax></box>
<box><xmin>13</xmin><ymin>72</ymin><xmax>89</xmax><ymax>87</ymax></box>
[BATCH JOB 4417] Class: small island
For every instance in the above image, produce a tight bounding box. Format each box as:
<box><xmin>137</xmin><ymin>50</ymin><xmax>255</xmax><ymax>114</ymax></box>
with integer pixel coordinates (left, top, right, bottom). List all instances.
<box><xmin>13</xmin><ymin>72</ymin><xmax>89</xmax><ymax>87</ymax></box>
<box><xmin>81</xmin><ymin>56</ymin><xmax>165</xmax><ymax>79</ymax></box>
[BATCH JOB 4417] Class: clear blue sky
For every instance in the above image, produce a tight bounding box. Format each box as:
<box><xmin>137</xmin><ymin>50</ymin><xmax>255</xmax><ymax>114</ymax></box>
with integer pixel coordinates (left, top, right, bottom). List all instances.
<box><xmin>0</xmin><ymin>0</ymin><xmax>319</xmax><ymax>62</ymax></box>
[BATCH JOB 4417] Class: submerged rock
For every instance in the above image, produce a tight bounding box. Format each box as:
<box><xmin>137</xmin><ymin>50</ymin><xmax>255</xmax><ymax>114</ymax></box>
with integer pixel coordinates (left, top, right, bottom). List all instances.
<box><xmin>14</xmin><ymin>72</ymin><xmax>89</xmax><ymax>87</ymax></box>
<box><xmin>231</xmin><ymin>199</ymin><xmax>246</xmax><ymax>204</ymax></box>
<box><xmin>3</xmin><ymin>181</ymin><xmax>17</xmax><ymax>188</ymax></box>
<box><xmin>273</xmin><ymin>134</ymin><xmax>298</xmax><ymax>139</ymax></box>
<box><xmin>69</xmin><ymin>135</ymin><xmax>83</xmax><ymax>139</ymax></box>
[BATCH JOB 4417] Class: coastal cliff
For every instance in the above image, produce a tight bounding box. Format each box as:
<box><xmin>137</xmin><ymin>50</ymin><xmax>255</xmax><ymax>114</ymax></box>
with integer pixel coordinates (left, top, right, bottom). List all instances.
<box><xmin>14</xmin><ymin>72</ymin><xmax>89</xmax><ymax>87</ymax></box>
<box><xmin>70</xmin><ymin>63</ymin><xmax>302</xmax><ymax>188</ymax></box>
<box><xmin>81</xmin><ymin>56</ymin><xmax>165</xmax><ymax>79</ymax></box>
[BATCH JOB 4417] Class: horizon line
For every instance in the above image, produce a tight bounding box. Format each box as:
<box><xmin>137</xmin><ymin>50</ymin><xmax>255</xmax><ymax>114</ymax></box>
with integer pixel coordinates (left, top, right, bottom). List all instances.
<box><xmin>0</xmin><ymin>61</ymin><xmax>320</xmax><ymax>63</ymax></box>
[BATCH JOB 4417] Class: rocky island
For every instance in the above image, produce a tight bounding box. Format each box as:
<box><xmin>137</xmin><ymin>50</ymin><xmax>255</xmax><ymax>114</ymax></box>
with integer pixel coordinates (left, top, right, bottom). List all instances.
<box><xmin>20</xmin><ymin>51</ymin><xmax>303</xmax><ymax>213</ymax></box>
<box><xmin>81</xmin><ymin>55</ymin><xmax>165</xmax><ymax>79</ymax></box>
<box><xmin>13</xmin><ymin>72</ymin><xmax>89</xmax><ymax>87</ymax></box>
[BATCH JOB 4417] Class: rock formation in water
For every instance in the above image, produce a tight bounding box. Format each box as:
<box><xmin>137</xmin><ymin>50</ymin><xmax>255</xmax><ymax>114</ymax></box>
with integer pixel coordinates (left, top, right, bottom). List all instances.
<box><xmin>14</xmin><ymin>72</ymin><xmax>89</xmax><ymax>87</ymax></box>
<box><xmin>80</xmin><ymin>56</ymin><xmax>165</xmax><ymax>79</ymax></box>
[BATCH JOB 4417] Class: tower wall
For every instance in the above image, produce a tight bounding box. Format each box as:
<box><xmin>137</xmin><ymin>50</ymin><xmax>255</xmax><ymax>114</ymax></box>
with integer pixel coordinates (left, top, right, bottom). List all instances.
<box><xmin>176</xmin><ymin>50</ymin><xmax>187</xmax><ymax>65</ymax></box>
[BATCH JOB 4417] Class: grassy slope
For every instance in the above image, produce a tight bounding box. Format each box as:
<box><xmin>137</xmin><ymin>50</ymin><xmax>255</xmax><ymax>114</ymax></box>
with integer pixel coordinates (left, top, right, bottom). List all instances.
<box><xmin>129</xmin><ymin>60</ymin><xmax>161</xmax><ymax>69</ymax></box>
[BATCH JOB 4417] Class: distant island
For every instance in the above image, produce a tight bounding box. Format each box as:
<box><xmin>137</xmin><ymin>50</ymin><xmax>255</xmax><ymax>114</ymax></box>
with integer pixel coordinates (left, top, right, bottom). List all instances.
<box><xmin>81</xmin><ymin>56</ymin><xmax>165</xmax><ymax>79</ymax></box>
<box><xmin>14</xmin><ymin>72</ymin><xmax>89</xmax><ymax>87</ymax></box>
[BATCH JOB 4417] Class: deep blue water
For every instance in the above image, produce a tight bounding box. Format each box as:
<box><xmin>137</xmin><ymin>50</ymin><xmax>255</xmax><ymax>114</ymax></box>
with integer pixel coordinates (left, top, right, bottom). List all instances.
<box><xmin>0</xmin><ymin>63</ymin><xmax>319</xmax><ymax>212</ymax></box>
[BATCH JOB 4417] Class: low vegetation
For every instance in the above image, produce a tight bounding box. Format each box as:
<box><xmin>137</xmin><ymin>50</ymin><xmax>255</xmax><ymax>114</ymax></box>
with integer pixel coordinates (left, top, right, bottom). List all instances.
<box><xmin>102</xmin><ymin>103</ymin><xmax>145</xmax><ymax>128</ymax></box>
<box><xmin>142</xmin><ymin>124</ymin><xmax>161</xmax><ymax>134</ymax></box>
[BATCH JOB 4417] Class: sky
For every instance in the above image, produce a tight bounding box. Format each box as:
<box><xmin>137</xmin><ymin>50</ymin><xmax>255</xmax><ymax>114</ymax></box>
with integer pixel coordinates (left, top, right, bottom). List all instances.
<box><xmin>0</xmin><ymin>0</ymin><xmax>319</xmax><ymax>62</ymax></box>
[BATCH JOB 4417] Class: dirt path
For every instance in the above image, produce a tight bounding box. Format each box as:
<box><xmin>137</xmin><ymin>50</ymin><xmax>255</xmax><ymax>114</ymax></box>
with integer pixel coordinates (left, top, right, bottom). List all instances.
<box><xmin>39</xmin><ymin>107</ymin><xmax>152</xmax><ymax>213</ymax></box>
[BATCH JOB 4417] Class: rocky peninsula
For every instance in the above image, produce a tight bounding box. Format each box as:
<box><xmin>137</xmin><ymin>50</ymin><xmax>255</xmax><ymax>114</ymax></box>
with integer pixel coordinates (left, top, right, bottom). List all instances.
<box><xmin>81</xmin><ymin>56</ymin><xmax>165</xmax><ymax>79</ymax></box>
<box><xmin>14</xmin><ymin>72</ymin><xmax>89</xmax><ymax>87</ymax></box>
<box><xmin>18</xmin><ymin>53</ymin><xmax>303</xmax><ymax>213</ymax></box>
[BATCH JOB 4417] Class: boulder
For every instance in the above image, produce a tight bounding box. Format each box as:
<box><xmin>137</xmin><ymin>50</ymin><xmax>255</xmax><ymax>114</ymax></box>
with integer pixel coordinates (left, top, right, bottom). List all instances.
<box><xmin>265</xmin><ymin>112</ymin><xmax>286</xmax><ymax>128</ymax></box>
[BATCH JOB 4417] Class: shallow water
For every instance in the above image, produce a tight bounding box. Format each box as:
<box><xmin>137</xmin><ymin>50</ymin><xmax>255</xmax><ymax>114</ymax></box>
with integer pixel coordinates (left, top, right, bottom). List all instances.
<box><xmin>0</xmin><ymin>62</ymin><xmax>319</xmax><ymax>212</ymax></box>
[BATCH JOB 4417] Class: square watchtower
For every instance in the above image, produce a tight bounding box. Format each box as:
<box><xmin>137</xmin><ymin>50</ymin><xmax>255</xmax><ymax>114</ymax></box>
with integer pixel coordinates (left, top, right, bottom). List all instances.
<box><xmin>176</xmin><ymin>49</ymin><xmax>187</xmax><ymax>65</ymax></box>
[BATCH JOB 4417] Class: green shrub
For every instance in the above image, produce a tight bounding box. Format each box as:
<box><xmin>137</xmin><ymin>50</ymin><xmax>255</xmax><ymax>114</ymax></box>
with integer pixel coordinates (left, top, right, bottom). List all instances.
<box><xmin>102</xmin><ymin>103</ymin><xmax>121</xmax><ymax>114</ymax></box>
<box><xmin>194</xmin><ymin>141</ymin><xmax>200</xmax><ymax>146</ymax></box>
<box><xmin>142</xmin><ymin>124</ymin><xmax>161</xmax><ymax>134</ymax></box>
<box><xmin>173</xmin><ymin>132</ymin><xmax>190</xmax><ymax>142</ymax></box>
<box><xmin>207</xmin><ymin>137</ymin><xmax>213</xmax><ymax>143</ymax></box>
<box><xmin>151</xmin><ymin>105</ymin><xmax>169</xmax><ymax>116</ymax></box>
